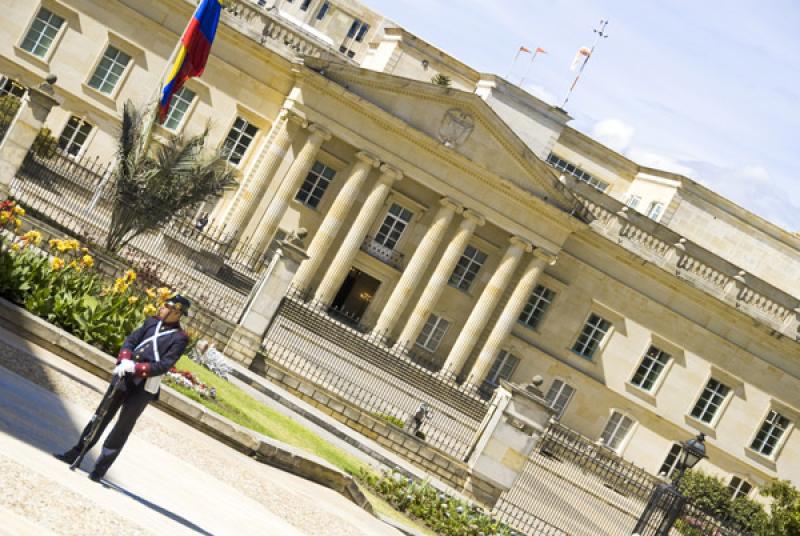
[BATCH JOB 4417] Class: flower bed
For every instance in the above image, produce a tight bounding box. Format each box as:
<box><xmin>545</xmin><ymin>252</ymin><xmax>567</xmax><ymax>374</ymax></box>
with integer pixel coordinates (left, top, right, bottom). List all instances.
<box><xmin>165</xmin><ymin>367</ymin><xmax>216</xmax><ymax>399</ymax></box>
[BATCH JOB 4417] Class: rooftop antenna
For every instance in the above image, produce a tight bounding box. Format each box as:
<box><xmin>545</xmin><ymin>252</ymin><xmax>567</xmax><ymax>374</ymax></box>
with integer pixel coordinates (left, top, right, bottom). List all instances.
<box><xmin>562</xmin><ymin>19</ymin><xmax>608</xmax><ymax>109</ymax></box>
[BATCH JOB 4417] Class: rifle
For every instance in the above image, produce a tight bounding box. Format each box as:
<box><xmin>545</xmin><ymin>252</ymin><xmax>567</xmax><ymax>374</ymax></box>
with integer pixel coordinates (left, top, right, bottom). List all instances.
<box><xmin>70</xmin><ymin>375</ymin><xmax>122</xmax><ymax>471</ymax></box>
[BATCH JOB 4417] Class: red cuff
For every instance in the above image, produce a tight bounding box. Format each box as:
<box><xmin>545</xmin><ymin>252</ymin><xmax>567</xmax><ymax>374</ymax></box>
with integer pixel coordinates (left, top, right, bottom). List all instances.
<box><xmin>134</xmin><ymin>363</ymin><xmax>151</xmax><ymax>378</ymax></box>
<box><xmin>117</xmin><ymin>349</ymin><xmax>132</xmax><ymax>364</ymax></box>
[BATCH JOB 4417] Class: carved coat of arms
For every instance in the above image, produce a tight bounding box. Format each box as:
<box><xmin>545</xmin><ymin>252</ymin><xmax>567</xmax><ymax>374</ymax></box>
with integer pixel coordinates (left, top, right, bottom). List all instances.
<box><xmin>438</xmin><ymin>108</ymin><xmax>475</xmax><ymax>148</ymax></box>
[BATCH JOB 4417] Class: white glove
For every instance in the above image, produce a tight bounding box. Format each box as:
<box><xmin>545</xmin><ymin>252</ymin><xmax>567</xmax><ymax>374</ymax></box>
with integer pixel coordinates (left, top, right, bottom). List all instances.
<box><xmin>113</xmin><ymin>360</ymin><xmax>135</xmax><ymax>377</ymax></box>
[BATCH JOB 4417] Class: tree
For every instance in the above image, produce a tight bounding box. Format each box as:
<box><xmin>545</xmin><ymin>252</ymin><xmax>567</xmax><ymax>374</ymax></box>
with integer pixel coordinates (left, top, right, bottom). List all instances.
<box><xmin>431</xmin><ymin>73</ymin><xmax>452</xmax><ymax>87</ymax></box>
<box><xmin>677</xmin><ymin>470</ymin><xmax>767</xmax><ymax>532</ymax></box>
<box><xmin>756</xmin><ymin>480</ymin><xmax>800</xmax><ymax>536</ymax></box>
<box><xmin>105</xmin><ymin>101</ymin><xmax>236</xmax><ymax>253</ymax></box>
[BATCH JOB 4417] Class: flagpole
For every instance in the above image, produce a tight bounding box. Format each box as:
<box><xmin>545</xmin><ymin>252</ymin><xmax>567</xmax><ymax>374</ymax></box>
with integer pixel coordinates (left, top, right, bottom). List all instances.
<box><xmin>562</xmin><ymin>19</ymin><xmax>608</xmax><ymax>109</ymax></box>
<box><xmin>519</xmin><ymin>48</ymin><xmax>543</xmax><ymax>87</ymax></box>
<box><xmin>505</xmin><ymin>48</ymin><xmax>523</xmax><ymax>79</ymax></box>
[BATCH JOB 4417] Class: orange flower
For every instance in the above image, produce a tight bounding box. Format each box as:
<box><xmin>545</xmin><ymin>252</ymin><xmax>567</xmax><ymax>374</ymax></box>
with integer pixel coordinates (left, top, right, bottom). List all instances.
<box><xmin>50</xmin><ymin>257</ymin><xmax>65</xmax><ymax>271</ymax></box>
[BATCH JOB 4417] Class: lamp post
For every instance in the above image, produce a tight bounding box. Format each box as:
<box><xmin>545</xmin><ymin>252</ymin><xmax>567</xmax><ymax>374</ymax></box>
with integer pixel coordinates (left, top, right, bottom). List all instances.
<box><xmin>632</xmin><ymin>433</ymin><xmax>707</xmax><ymax>536</ymax></box>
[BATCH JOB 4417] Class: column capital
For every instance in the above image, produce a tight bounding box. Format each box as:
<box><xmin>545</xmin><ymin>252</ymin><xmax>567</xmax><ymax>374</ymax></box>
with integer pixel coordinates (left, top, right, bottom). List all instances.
<box><xmin>285</xmin><ymin>109</ymin><xmax>307</xmax><ymax>128</ymax></box>
<box><xmin>378</xmin><ymin>163</ymin><xmax>403</xmax><ymax>182</ymax></box>
<box><xmin>462</xmin><ymin>209</ymin><xmax>486</xmax><ymax>227</ymax></box>
<box><xmin>355</xmin><ymin>150</ymin><xmax>381</xmax><ymax>168</ymax></box>
<box><xmin>508</xmin><ymin>235</ymin><xmax>533</xmax><ymax>253</ymax></box>
<box><xmin>532</xmin><ymin>248</ymin><xmax>558</xmax><ymax>265</ymax></box>
<box><xmin>307</xmin><ymin>123</ymin><xmax>332</xmax><ymax>142</ymax></box>
<box><xmin>439</xmin><ymin>197</ymin><xmax>464</xmax><ymax>214</ymax></box>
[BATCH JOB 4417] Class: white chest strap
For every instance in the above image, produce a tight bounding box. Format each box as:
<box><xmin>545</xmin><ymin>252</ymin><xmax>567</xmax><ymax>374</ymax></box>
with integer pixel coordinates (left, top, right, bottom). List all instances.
<box><xmin>134</xmin><ymin>321</ymin><xmax>177</xmax><ymax>363</ymax></box>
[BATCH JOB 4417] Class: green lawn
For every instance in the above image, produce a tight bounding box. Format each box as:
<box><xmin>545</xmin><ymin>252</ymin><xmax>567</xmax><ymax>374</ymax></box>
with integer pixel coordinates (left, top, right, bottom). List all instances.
<box><xmin>168</xmin><ymin>357</ymin><xmax>366</xmax><ymax>476</ymax></box>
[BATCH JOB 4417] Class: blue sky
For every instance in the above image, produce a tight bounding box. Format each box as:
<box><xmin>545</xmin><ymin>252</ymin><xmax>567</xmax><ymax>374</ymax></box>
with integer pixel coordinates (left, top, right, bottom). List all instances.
<box><xmin>365</xmin><ymin>0</ymin><xmax>799</xmax><ymax>232</ymax></box>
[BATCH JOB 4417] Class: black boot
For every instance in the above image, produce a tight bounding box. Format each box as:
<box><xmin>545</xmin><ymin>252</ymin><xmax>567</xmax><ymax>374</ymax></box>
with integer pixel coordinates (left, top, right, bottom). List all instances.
<box><xmin>53</xmin><ymin>448</ymin><xmax>80</xmax><ymax>464</ymax></box>
<box><xmin>88</xmin><ymin>470</ymin><xmax>103</xmax><ymax>483</ymax></box>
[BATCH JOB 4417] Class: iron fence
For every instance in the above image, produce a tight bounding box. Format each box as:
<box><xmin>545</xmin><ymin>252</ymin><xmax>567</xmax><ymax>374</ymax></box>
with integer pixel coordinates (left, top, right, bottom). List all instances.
<box><xmin>261</xmin><ymin>289</ymin><xmax>489</xmax><ymax>458</ymax></box>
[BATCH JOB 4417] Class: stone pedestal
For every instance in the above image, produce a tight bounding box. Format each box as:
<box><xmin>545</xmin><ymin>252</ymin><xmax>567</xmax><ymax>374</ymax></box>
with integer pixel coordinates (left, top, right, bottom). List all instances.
<box><xmin>0</xmin><ymin>78</ymin><xmax>59</xmax><ymax>197</ymax></box>
<box><xmin>463</xmin><ymin>377</ymin><xmax>555</xmax><ymax>507</ymax></box>
<box><xmin>226</xmin><ymin>237</ymin><xmax>308</xmax><ymax>367</ymax></box>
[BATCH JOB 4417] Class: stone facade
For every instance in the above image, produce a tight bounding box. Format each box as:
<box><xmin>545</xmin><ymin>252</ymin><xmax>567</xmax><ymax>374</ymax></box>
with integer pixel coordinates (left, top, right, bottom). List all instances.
<box><xmin>2</xmin><ymin>0</ymin><xmax>799</xmax><ymax>507</ymax></box>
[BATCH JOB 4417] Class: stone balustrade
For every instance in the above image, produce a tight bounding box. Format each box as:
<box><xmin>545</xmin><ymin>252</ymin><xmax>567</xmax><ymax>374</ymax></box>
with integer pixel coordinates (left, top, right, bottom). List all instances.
<box><xmin>223</xmin><ymin>0</ymin><xmax>348</xmax><ymax>60</ymax></box>
<box><xmin>574</xmin><ymin>182</ymin><xmax>800</xmax><ymax>341</ymax></box>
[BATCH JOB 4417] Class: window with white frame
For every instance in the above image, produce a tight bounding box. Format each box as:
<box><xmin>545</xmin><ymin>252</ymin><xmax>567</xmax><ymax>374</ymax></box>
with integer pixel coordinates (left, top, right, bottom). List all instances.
<box><xmin>88</xmin><ymin>45</ymin><xmax>131</xmax><ymax>95</ymax></box>
<box><xmin>571</xmin><ymin>313</ymin><xmax>611</xmax><ymax>359</ymax></box>
<box><xmin>221</xmin><ymin>117</ymin><xmax>258</xmax><ymax>165</ymax></box>
<box><xmin>449</xmin><ymin>245</ymin><xmax>487</xmax><ymax>292</ymax></box>
<box><xmin>295</xmin><ymin>161</ymin><xmax>335</xmax><ymax>209</ymax></box>
<box><xmin>630</xmin><ymin>346</ymin><xmax>671</xmax><ymax>391</ymax></box>
<box><xmin>647</xmin><ymin>202</ymin><xmax>665</xmax><ymax>221</ymax></box>
<box><xmin>316</xmin><ymin>1</ymin><xmax>330</xmax><ymax>20</ymax></box>
<box><xmin>658</xmin><ymin>443</ymin><xmax>682</xmax><ymax>479</ymax></box>
<box><xmin>545</xmin><ymin>380</ymin><xmax>575</xmax><ymax>419</ymax></box>
<box><xmin>58</xmin><ymin>116</ymin><xmax>92</xmax><ymax>156</ymax></box>
<box><xmin>0</xmin><ymin>77</ymin><xmax>26</xmax><ymax>98</ymax></box>
<box><xmin>750</xmin><ymin>410</ymin><xmax>791</xmax><ymax>457</ymax></box>
<box><xmin>163</xmin><ymin>86</ymin><xmax>196</xmax><ymax>131</ymax></box>
<box><xmin>728</xmin><ymin>476</ymin><xmax>753</xmax><ymax>499</ymax></box>
<box><xmin>546</xmin><ymin>153</ymin><xmax>609</xmax><ymax>192</ymax></box>
<box><xmin>518</xmin><ymin>284</ymin><xmax>556</xmax><ymax>329</ymax></box>
<box><xmin>690</xmin><ymin>378</ymin><xmax>730</xmax><ymax>424</ymax></box>
<box><xmin>483</xmin><ymin>350</ymin><xmax>519</xmax><ymax>387</ymax></box>
<box><xmin>375</xmin><ymin>203</ymin><xmax>413</xmax><ymax>249</ymax></box>
<box><xmin>626</xmin><ymin>195</ymin><xmax>641</xmax><ymax>210</ymax></box>
<box><xmin>599</xmin><ymin>411</ymin><xmax>635</xmax><ymax>450</ymax></box>
<box><xmin>416</xmin><ymin>314</ymin><xmax>450</xmax><ymax>352</ymax></box>
<box><xmin>21</xmin><ymin>8</ymin><xmax>65</xmax><ymax>59</ymax></box>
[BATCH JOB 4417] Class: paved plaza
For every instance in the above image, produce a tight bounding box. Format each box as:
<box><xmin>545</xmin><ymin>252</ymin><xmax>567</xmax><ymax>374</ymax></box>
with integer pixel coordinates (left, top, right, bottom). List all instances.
<box><xmin>0</xmin><ymin>323</ymin><xmax>400</xmax><ymax>536</ymax></box>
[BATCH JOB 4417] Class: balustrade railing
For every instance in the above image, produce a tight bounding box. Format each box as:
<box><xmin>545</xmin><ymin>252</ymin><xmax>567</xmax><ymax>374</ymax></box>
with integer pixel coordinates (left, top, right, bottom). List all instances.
<box><xmin>360</xmin><ymin>235</ymin><xmax>405</xmax><ymax>269</ymax></box>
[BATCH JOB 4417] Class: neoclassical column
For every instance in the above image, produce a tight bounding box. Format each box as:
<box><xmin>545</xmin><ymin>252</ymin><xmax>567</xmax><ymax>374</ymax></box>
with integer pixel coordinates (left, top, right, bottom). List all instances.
<box><xmin>464</xmin><ymin>249</ymin><xmax>557</xmax><ymax>386</ymax></box>
<box><xmin>313</xmin><ymin>164</ymin><xmax>403</xmax><ymax>305</ymax></box>
<box><xmin>441</xmin><ymin>235</ymin><xmax>532</xmax><ymax>377</ymax></box>
<box><xmin>373</xmin><ymin>197</ymin><xmax>462</xmax><ymax>339</ymax></box>
<box><xmin>217</xmin><ymin>110</ymin><xmax>295</xmax><ymax>239</ymax></box>
<box><xmin>249</xmin><ymin>123</ymin><xmax>331</xmax><ymax>255</ymax></box>
<box><xmin>394</xmin><ymin>209</ymin><xmax>485</xmax><ymax>351</ymax></box>
<box><xmin>292</xmin><ymin>151</ymin><xmax>380</xmax><ymax>291</ymax></box>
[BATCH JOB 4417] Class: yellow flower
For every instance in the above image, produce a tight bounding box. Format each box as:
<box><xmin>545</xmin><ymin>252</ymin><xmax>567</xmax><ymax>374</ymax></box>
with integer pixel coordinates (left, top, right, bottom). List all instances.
<box><xmin>13</xmin><ymin>206</ymin><xmax>25</xmax><ymax>216</ymax></box>
<box><xmin>157</xmin><ymin>287</ymin><xmax>172</xmax><ymax>302</ymax></box>
<box><xmin>21</xmin><ymin>230</ymin><xmax>42</xmax><ymax>246</ymax></box>
<box><xmin>145</xmin><ymin>287</ymin><xmax>156</xmax><ymax>299</ymax></box>
<box><xmin>68</xmin><ymin>260</ymin><xmax>80</xmax><ymax>271</ymax></box>
<box><xmin>0</xmin><ymin>213</ymin><xmax>8</xmax><ymax>224</ymax></box>
<box><xmin>123</xmin><ymin>269</ymin><xmax>137</xmax><ymax>283</ymax></box>
<box><xmin>56</xmin><ymin>240</ymin><xmax>69</xmax><ymax>252</ymax></box>
<box><xmin>81</xmin><ymin>254</ymin><xmax>94</xmax><ymax>268</ymax></box>
<box><xmin>67</xmin><ymin>239</ymin><xmax>80</xmax><ymax>250</ymax></box>
<box><xmin>48</xmin><ymin>239</ymin><xmax>59</xmax><ymax>248</ymax></box>
<box><xmin>14</xmin><ymin>218</ymin><xmax>21</xmax><ymax>228</ymax></box>
<box><xmin>128</xmin><ymin>296</ymin><xmax>139</xmax><ymax>304</ymax></box>
<box><xmin>50</xmin><ymin>257</ymin><xmax>65</xmax><ymax>271</ymax></box>
<box><xmin>112</xmin><ymin>278</ymin><xmax>129</xmax><ymax>294</ymax></box>
<box><xmin>142</xmin><ymin>304</ymin><xmax>157</xmax><ymax>316</ymax></box>
<box><xmin>10</xmin><ymin>243</ymin><xmax>21</xmax><ymax>252</ymax></box>
<box><xmin>81</xmin><ymin>247</ymin><xmax>89</xmax><ymax>254</ymax></box>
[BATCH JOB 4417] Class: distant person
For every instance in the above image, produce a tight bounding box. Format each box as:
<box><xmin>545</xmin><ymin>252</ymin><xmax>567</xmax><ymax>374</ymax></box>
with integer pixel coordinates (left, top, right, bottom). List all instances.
<box><xmin>195</xmin><ymin>212</ymin><xmax>209</xmax><ymax>232</ymax></box>
<box><xmin>54</xmin><ymin>295</ymin><xmax>191</xmax><ymax>482</ymax></box>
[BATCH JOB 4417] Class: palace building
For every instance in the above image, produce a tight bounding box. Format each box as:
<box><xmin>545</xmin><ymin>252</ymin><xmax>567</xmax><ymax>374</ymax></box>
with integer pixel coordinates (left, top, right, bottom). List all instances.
<box><xmin>2</xmin><ymin>0</ymin><xmax>799</xmax><ymax>526</ymax></box>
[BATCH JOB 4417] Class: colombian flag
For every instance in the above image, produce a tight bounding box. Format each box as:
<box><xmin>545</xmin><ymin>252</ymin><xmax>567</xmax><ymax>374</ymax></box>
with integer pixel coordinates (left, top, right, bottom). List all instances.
<box><xmin>159</xmin><ymin>0</ymin><xmax>221</xmax><ymax>121</ymax></box>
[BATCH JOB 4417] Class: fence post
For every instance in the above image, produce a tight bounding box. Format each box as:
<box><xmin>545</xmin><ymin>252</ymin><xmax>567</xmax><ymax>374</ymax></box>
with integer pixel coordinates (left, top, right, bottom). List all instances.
<box><xmin>225</xmin><ymin>231</ymin><xmax>308</xmax><ymax>367</ymax></box>
<box><xmin>0</xmin><ymin>75</ymin><xmax>59</xmax><ymax>198</ymax></box>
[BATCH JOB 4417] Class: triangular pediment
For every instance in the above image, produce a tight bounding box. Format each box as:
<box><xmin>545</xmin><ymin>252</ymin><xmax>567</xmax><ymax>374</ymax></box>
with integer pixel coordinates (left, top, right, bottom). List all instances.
<box><xmin>303</xmin><ymin>60</ymin><xmax>575</xmax><ymax>212</ymax></box>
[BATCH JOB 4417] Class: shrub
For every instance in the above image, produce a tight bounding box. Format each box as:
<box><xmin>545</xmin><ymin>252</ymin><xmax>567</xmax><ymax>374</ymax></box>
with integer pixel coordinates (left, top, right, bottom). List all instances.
<box><xmin>371</xmin><ymin>412</ymin><xmax>406</xmax><ymax>429</ymax></box>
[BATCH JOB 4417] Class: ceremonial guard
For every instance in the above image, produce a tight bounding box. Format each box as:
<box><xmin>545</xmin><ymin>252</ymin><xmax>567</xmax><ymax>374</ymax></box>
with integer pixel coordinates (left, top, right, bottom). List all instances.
<box><xmin>55</xmin><ymin>295</ymin><xmax>191</xmax><ymax>481</ymax></box>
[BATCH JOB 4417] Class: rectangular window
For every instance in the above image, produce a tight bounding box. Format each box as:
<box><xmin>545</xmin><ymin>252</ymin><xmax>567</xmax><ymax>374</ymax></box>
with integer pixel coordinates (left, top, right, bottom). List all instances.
<box><xmin>518</xmin><ymin>284</ymin><xmax>555</xmax><ymax>329</ymax></box>
<box><xmin>222</xmin><ymin>117</ymin><xmax>258</xmax><ymax>165</ymax></box>
<box><xmin>58</xmin><ymin>116</ymin><xmax>92</xmax><ymax>156</ymax></box>
<box><xmin>375</xmin><ymin>203</ymin><xmax>413</xmax><ymax>249</ymax></box>
<box><xmin>295</xmin><ymin>161</ymin><xmax>335</xmax><ymax>208</ymax></box>
<box><xmin>355</xmin><ymin>23</ymin><xmax>370</xmax><ymax>42</ymax></box>
<box><xmin>750</xmin><ymin>410</ymin><xmax>790</xmax><ymax>457</ymax></box>
<box><xmin>630</xmin><ymin>346</ymin><xmax>671</xmax><ymax>391</ymax></box>
<box><xmin>659</xmin><ymin>443</ymin><xmax>682</xmax><ymax>479</ymax></box>
<box><xmin>600</xmin><ymin>411</ymin><xmax>634</xmax><ymax>450</ymax></box>
<box><xmin>416</xmin><ymin>314</ymin><xmax>450</xmax><ymax>352</ymax></box>
<box><xmin>449</xmin><ymin>245</ymin><xmax>487</xmax><ymax>291</ymax></box>
<box><xmin>647</xmin><ymin>202</ymin><xmax>665</xmax><ymax>221</ymax></box>
<box><xmin>299</xmin><ymin>0</ymin><xmax>312</xmax><ymax>11</ymax></box>
<box><xmin>0</xmin><ymin>77</ymin><xmax>26</xmax><ymax>98</ymax></box>
<box><xmin>163</xmin><ymin>86</ymin><xmax>196</xmax><ymax>131</ymax></box>
<box><xmin>545</xmin><ymin>380</ymin><xmax>575</xmax><ymax>419</ymax></box>
<box><xmin>571</xmin><ymin>313</ymin><xmax>611</xmax><ymax>359</ymax></box>
<box><xmin>88</xmin><ymin>45</ymin><xmax>131</xmax><ymax>95</ymax></box>
<box><xmin>728</xmin><ymin>477</ymin><xmax>753</xmax><ymax>499</ymax></box>
<box><xmin>546</xmin><ymin>153</ymin><xmax>609</xmax><ymax>192</ymax></box>
<box><xmin>690</xmin><ymin>378</ymin><xmax>730</xmax><ymax>424</ymax></box>
<box><xmin>347</xmin><ymin>20</ymin><xmax>362</xmax><ymax>38</ymax></box>
<box><xmin>316</xmin><ymin>1</ymin><xmax>329</xmax><ymax>19</ymax></box>
<box><xmin>21</xmin><ymin>8</ymin><xmax>65</xmax><ymax>58</ymax></box>
<box><xmin>626</xmin><ymin>195</ymin><xmax>641</xmax><ymax>210</ymax></box>
<box><xmin>483</xmin><ymin>350</ymin><xmax>519</xmax><ymax>387</ymax></box>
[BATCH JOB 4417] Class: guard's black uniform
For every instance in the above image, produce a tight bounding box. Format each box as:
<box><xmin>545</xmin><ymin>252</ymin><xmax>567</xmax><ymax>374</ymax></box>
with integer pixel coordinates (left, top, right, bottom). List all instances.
<box><xmin>61</xmin><ymin>315</ymin><xmax>189</xmax><ymax>478</ymax></box>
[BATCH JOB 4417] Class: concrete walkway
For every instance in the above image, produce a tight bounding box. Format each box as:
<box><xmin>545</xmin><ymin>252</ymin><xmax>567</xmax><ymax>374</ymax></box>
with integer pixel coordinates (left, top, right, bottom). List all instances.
<box><xmin>0</xmin><ymin>324</ymin><xmax>400</xmax><ymax>536</ymax></box>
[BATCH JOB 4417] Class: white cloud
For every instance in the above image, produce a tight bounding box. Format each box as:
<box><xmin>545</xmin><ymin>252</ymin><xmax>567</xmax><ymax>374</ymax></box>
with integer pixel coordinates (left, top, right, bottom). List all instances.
<box><xmin>592</xmin><ymin>118</ymin><xmax>635</xmax><ymax>153</ymax></box>
<box><xmin>626</xmin><ymin>147</ymin><xmax>696</xmax><ymax>177</ymax></box>
<box><xmin>524</xmin><ymin>83</ymin><xmax>556</xmax><ymax>106</ymax></box>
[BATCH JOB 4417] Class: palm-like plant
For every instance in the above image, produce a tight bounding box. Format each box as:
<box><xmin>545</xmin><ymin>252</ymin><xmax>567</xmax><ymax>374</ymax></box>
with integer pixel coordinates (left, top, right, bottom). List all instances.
<box><xmin>105</xmin><ymin>101</ymin><xmax>236</xmax><ymax>253</ymax></box>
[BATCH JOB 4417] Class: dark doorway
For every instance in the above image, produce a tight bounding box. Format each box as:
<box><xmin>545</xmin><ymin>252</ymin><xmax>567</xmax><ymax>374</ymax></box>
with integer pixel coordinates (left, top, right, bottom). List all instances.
<box><xmin>329</xmin><ymin>267</ymin><xmax>381</xmax><ymax>324</ymax></box>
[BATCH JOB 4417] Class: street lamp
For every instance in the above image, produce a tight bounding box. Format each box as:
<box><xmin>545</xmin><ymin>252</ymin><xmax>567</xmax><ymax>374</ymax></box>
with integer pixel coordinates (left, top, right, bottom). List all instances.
<box><xmin>632</xmin><ymin>434</ymin><xmax>707</xmax><ymax>536</ymax></box>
